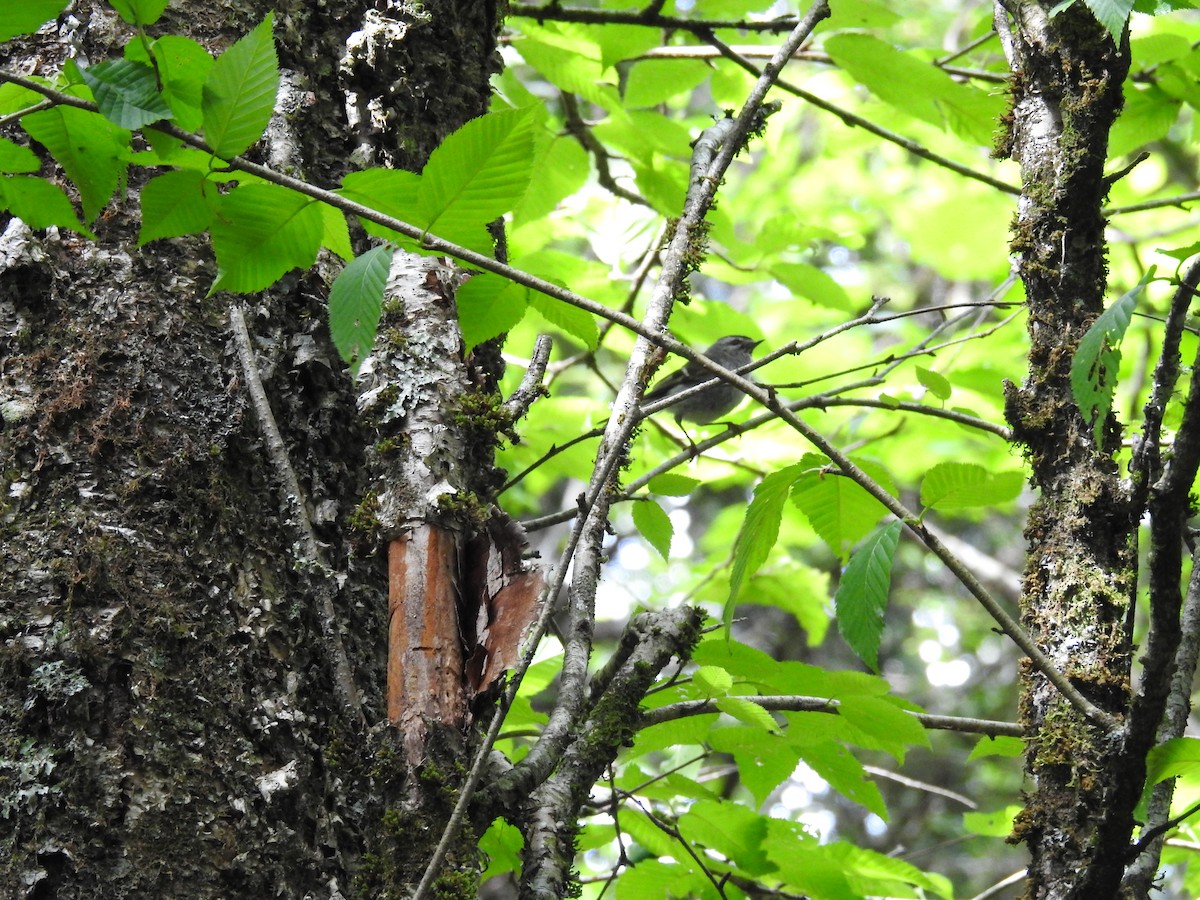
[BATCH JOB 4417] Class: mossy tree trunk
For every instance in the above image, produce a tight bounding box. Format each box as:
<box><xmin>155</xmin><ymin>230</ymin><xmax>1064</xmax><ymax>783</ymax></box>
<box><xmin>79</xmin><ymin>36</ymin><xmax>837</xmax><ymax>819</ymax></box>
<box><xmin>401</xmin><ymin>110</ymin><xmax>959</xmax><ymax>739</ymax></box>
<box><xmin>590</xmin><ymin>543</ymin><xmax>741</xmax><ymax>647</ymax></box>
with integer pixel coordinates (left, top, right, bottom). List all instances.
<box><xmin>0</xmin><ymin>0</ymin><xmax>503</xmax><ymax>895</ymax></box>
<box><xmin>995</xmin><ymin>4</ymin><xmax>1147</xmax><ymax>897</ymax></box>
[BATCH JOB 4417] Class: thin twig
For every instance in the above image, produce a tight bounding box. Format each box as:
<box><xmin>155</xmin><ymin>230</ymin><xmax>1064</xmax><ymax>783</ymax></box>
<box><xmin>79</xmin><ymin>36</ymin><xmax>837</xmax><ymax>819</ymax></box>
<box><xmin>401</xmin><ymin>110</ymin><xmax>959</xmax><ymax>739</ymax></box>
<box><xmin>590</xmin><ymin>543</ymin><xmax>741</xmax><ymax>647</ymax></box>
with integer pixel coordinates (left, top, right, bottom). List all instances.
<box><xmin>502</xmin><ymin>334</ymin><xmax>553</xmax><ymax>423</ymax></box>
<box><xmin>640</xmin><ymin>695</ymin><xmax>1024</xmax><ymax>737</ymax></box>
<box><xmin>698</xmin><ymin>33</ymin><xmax>1020</xmax><ymax>196</ymax></box>
<box><xmin>229</xmin><ymin>305</ymin><xmax>364</xmax><ymax>724</ymax></box>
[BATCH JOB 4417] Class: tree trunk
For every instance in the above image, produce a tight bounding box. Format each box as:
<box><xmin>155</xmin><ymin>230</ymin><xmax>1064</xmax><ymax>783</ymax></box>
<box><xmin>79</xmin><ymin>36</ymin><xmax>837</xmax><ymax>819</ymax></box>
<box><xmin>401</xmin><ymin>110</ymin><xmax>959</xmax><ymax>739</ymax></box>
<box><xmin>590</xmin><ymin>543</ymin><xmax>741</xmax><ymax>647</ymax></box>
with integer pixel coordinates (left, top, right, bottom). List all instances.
<box><xmin>1</xmin><ymin>0</ymin><xmax>500</xmax><ymax>895</ymax></box>
<box><xmin>994</xmin><ymin>4</ymin><xmax>1137</xmax><ymax>897</ymax></box>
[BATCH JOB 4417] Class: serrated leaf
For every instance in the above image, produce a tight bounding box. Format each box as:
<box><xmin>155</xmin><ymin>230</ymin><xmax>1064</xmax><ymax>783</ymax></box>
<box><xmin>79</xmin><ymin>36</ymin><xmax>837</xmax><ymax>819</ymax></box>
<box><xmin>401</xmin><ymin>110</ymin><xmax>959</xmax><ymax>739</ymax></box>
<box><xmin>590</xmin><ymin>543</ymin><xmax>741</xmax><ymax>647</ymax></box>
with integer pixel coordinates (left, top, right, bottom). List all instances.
<box><xmin>715</xmin><ymin>696</ymin><xmax>780</xmax><ymax>732</ymax></box>
<box><xmin>1146</xmin><ymin>736</ymin><xmax>1200</xmax><ymax>785</ymax></box>
<box><xmin>0</xmin><ymin>1</ymin><xmax>66</xmax><ymax>41</ymax></box>
<box><xmin>0</xmin><ymin>138</ymin><xmax>39</xmax><ymax>174</ymax></box>
<box><xmin>791</xmin><ymin>454</ymin><xmax>896</xmax><ymax>560</ymax></box>
<box><xmin>20</xmin><ymin>106</ymin><xmax>129</xmax><ymax>221</ymax></box>
<box><xmin>742</xmin><ymin>563</ymin><xmax>831</xmax><ymax>646</ymax></box>
<box><xmin>624</xmin><ymin>59</ymin><xmax>711</xmax><ymax>107</ymax></box>
<box><xmin>210</xmin><ymin>182</ymin><xmax>322</xmax><ymax>293</ymax></box>
<box><xmin>920</xmin><ymin>463</ymin><xmax>1025</xmax><ymax>510</ymax></box>
<box><xmin>800</xmin><ymin>740</ymin><xmax>888</xmax><ymax>818</ymax></box>
<box><xmin>108</xmin><ymin>0</ymin><xmax>169</xmax><ymax>25</ymax></box>
<box><xmin>825</xmin><ymin>33</ymin><xmax>1004</xmax><ymax>145</ymax></box>
<box><xmin>726</xmin><ymin>463</ymin><xmax>807</xmax><ymax>630</ymax></box>
<box><xmin>915</xmin><ymin>365</ymin><xmax>952</xmax><ymax>401</ymax></box>
<box><xmin>1082</xmin><ymin>0</ymin><xmax>1135</xmax><ymax>37</ymax></box>
<box><xmin>0</xmin><ymin>175</ymin><xmax>91</xmax><ymax>235</ymax></box>
<box><xmin>834</xmin><ymin>521</ymin><xmax>902</xmax><ymax>671</ymax></box>
<box><xmin>632</xmin><ymin>497</ymin><xmax>673</xmax><ymax>559</ymax></box>
<box><xmin>479</xmin><ymin>818</ymin><xmax>524</xmax><ymax>882</ymax></box>
<box><xmin>318</xmin><ymin>202</ymin><xmax>353</xmax><ymax>261</ymax></box>
<box><xmin>678</xmin><ymin>800</ymin><xmax>772</xmax><ymax>875</ymax></box>
<box><xmin>1070</xmin><ymin>269</ymin><xmax>1149</xmax><ymax>445</ymax></box>
<box><xmin>79</xmin><ymin>59</ymin><xmax>172</xmax><ymax>129</ymax></box>
<box><xmin>328</xmin><ymin>244</ymin><xmax>394</xmax><ymax>373</ymax></box>
<box><xmin>647</xmin><ymin>473</ymin><xmax>700</xmax><ymax>496</ymax></box>
<box><xmin>148</xmin><ymin>36</ymin><xmax>212</xmax><ymax>132</ymax></box>
<box><xmin>710</xmin><ymin>726</ymin><xmax>802</xmax><ymax>806</ymax></box>
<box><xmin>418</xmin><ymin>106</ymin><xmax>539</xmax><ymax>239</ymax></box>
<box><xmin>693</xmin><ymin>665</ymin><xmax>733</xmax><ymax>695</ymax></box>
<box><xmin>202</xmin><ymin>13</ymin><xmax>279</xmax><ymax>158</ymax></box>
<box><xmin>339</xmin><ymin>167</ymin><xmax>422</xmax><ymax>241</ymax></box>
<box><xmin>763</xmin><ymin>831</ymin><xmax>857</xmax><ymax>899</ymax></box>
<box><xmin>138</xmin><ymin>169</ymin><xmax>214</xmax><ymax>244</ymax></box>
<box><xmin>527</xmin><ymin>291</ymin><xmax>599</xmax><ymax>350</ymax></box>
<box><xmin>456</xmin><ymin>273</ymin><xmax>527</xmax><ymax>350</ymax></box>
<box><xmin>825</xmin><ymin>843</ymin><xmax>953</xmax><ymax>899</ymax></box>
<box><xmin>770</xmin><ymin>261</ymin><xmax>855</xmax><ymax>311</ymax></box>
<box><xmin>836</xmin><ymin>695</ymin><xmax>929</xmax><ymax>757</ymax></box>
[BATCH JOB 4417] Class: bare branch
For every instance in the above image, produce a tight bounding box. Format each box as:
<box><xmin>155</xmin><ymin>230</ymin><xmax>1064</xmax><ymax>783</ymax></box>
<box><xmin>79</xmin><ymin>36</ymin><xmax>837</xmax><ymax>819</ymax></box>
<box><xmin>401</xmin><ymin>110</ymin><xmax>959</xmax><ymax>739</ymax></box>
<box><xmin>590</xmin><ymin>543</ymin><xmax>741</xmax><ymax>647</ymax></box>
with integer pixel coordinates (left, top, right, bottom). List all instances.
<box><xmin>640</xmin><ymin>694</ymin><xmax>1024</xmax><ymax>737</ymax></box>
<box><xmin>228</xmin><ymin>305</ymin><xmax>364</xmax><ymax>724</ymax></box>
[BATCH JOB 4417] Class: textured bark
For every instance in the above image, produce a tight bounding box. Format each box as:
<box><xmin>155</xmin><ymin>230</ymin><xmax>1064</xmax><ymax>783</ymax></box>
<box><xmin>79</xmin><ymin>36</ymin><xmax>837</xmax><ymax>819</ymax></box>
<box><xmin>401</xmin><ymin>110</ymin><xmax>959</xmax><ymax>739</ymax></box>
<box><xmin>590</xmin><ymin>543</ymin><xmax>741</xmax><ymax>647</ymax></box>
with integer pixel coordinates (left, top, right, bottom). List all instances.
<box><xmin>995</xmin><ymin>3</ymin><xmax>1136</xmax><ymax>898</ymax></box>
<box><xmin>0</xmin><ymin>0</ymin><xmax>499</xmax><ymax>895</ymax></box>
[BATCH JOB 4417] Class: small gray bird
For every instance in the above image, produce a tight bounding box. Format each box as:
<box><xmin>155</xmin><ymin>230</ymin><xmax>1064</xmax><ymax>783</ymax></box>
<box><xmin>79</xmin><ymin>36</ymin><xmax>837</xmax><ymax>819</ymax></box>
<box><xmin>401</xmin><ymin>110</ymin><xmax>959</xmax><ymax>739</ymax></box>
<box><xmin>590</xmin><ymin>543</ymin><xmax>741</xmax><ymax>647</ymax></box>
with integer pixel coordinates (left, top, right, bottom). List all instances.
<box><xmin>644</xmin><ymin>335</ymin><xmax>762</xmax><ymax>426</ymax></box>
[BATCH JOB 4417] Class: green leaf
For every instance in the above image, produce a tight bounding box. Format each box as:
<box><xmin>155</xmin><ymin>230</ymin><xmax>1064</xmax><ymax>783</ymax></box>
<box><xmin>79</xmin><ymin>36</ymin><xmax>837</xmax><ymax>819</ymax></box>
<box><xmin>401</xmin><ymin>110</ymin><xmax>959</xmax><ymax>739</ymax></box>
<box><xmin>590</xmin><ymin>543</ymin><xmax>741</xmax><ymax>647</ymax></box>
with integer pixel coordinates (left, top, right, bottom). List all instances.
<box><xmin>834</xmin><ymin>521</ymin><xmax>902</xmax><ymax>671</ymax></box>
<box><xmin>826</xmin><ymin>842</ymin><xmax>953</xmax><ymax>899</ymax></box>
<box><xmin>79</xmin><ymin>59</ymin><xmax>172</xmax><ymax>129</ymax></box>
<box><xmin>20</xmin><ymin>106</ymin><xmax>129</xmax><ymax>221</ymax></box>
<box><xmin>825</xmin><ymin>33</ymin><xmax>1005</xmax><ymax>145</ymax></box>
<box><xmin>710</xmin><ymin>726</ymin><xmax>803</xmax><ymax>806</ymax></box>
<box><xmin>0</xmin><ymin>1</ymin><xmax>66</xmax><ymax>41</ymax></box>
<box><xmin>1081</xmin><ymin>0</ymin><xmax>1135</xmax><ymax>37</ymax></box>
<box><xmin>920</xmin><ymin>463</ymin><xmax>1025</xmax><ymax>511</ymax></box>
<box><xmin>836</xmin><ymin>695</ymin><xmax>929</xmax><ymax>757</ymax></box>
<box><xmin>1146</xmin><ymin>736</ymin><xmax>1200</xmax><ymax>785</ymax></box>
<box><xmin>328</xmin><ymin>244</ymin><xmax>394</xmax><ymax>373</ymax></box>
<box><xmin>770</xmin><ymin>261</ymin><xmax>855</xmax><ymax>311</ymax></box>
<box><xmin>210</xmin><ymin>182</ymin><xmax>322</xmax><ymax>293</ymax></box>
<box><xmin>915</xmin><ymin>365</ymin><xmax>952</xmax><ymax>401</ymax></box>
<box><xmin>763</xmin><ymin>829</ymin><xmax>858</xmax><ymax>900</ymax></box>
<box><xmin>138</xmin><ymin>169</ymin><xmax>214</xmax><ymax>244</ymax></box>
<box><xmin>0</xmin><ymin>138</ymin><xmax>40</xmax><ymax>174</ymax></box>
<box><xmin>479</xmin><ymin>818</ymin><xmax>524</xmax><ymax>882</ymax></box>
<box><xmin>624</xmin><ymin>60</ymin><xmax>712</xmax><ymax>107</ymax></box>
<box><xmin>108</xmin><ymin>0</ymin><xmax>169</xmax><ymax>25</ymax></box>
<box><xmin>693</xmin><ymin>665</ymin><xmax>733</xmax><ymax>695</ymax></box>
<box><xmin>338</xmin><ymin>167</ymin><xmax>422</xmax><ymax>241</ymax></box>
<box><xmin>148</xmin><ymin>36</ymin><xmax>213</xmax><ymax>132</ymax></box>
<box><xmin>715</xmin><ymin>696</ymin><xmax>780</xmax><ymax>732</ymax></box>
<box><xmin>201</xmin><ymin>13</ymin><xmax>279</xmax><ymax>158</ymax></box>
<box><xmin>801</xmin><ymin>740</ymin><xmax>888</xmax><ymax>818</ymax></box>
<box><xmin>318</xmin><ymin>202</ymin><xmax>353</xmax><ymax>262</ymax></box>
<box><xmin>456</xmin><ymin>273</ymin><xmax>528</xmax><ymax>349</ymax></box>
<box><xmin>740</xmin><ymin>563</ymin><xmax>831</xmax><ymax>646</ymax></box>
<box><xmin>527</xmin><ymin>291</ymin><xmax>599</xmax><ymax>350</ymax></box>
<box><xmin>726</xmin><ymin>463</ymin><xmax>807</xmax><ymax>625</ymax></box>
<box><xmin>968</xmin><ymin>735</ymin><xmax>1025</xmax><ymax>760</ymax></box>
<box><xmin>418</xmin><ymin>106</ymin><xmax>539</xmax><ymax>243</ymax></box>
<box><xmin>646</xmin><ymin>473</ymin><xmax>700</xmax><ymax>496</ymax></box>
<box><xmin>791</xmin><ymin>454</ymin><xmax>895</xmax><ymax>560</ymax></box>
<box><xmin>0</xmin><ymin>175</ymin><xmax>91</xmax><ymax>235</ymax></box>
<box><xmin>511</xmin><ymin>134</ymin><xmax>589</xmax><ymax>226</ymax></box>
<box><xmin>964</xmin><ymin>807</ymin><xmax>1021</xmax><ymax>837</ymax></box>
<box><xmin>632</xmin><ymin>497</ymin><xmax>673</xmax><ymax>559</ymax></box>
<box><xmin>1070</xmin><ymin>269</ymin><xmax>1149</xmax><ymax>445</ymax></box>
<box><xmin>678</xmin><ymin>800</ymin><xmax>772</xmax><ymax>875</ymax></box>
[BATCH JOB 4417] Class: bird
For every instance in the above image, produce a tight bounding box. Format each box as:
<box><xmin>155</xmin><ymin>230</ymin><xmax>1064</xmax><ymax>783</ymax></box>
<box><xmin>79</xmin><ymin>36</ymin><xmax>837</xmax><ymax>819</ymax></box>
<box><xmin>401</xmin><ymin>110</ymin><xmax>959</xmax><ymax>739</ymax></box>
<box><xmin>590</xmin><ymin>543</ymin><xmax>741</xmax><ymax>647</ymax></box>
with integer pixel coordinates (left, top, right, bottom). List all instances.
<box><xmin>643</xmin><ymin>335</ymin><xmax>762</xmax><ymax>428</ymax></box>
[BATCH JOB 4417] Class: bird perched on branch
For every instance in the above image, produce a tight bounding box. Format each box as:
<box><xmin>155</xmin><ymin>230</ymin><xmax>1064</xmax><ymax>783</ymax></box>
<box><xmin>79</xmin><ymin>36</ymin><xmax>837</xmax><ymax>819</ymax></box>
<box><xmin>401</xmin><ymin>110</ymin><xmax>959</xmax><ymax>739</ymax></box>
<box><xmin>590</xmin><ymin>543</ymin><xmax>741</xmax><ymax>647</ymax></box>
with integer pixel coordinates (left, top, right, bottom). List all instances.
<box><xmin>644</xmin><ymin>335</ymin><xmax>761</xmax><ymax>428</ymax></box>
